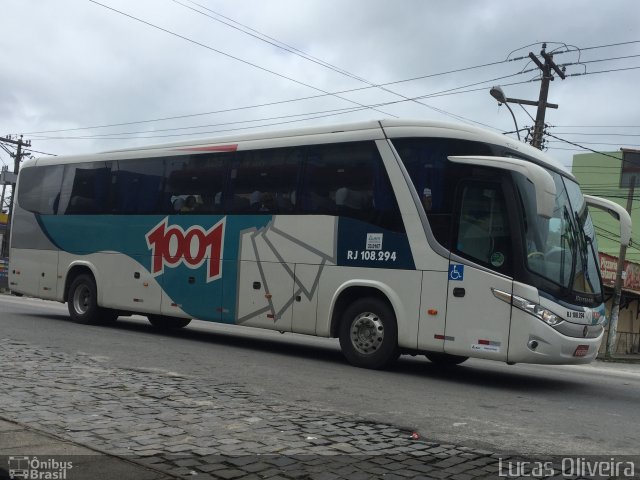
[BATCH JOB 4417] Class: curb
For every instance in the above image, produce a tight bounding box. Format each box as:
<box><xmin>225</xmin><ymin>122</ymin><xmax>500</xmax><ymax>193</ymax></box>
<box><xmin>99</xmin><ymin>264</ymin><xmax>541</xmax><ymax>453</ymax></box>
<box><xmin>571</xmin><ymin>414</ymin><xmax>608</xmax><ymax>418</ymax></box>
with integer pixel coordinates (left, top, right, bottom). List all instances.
<box><xmin>597</xmin><ymin>355</ymin><xmax>640</xmax><ymax>364</ymax></box>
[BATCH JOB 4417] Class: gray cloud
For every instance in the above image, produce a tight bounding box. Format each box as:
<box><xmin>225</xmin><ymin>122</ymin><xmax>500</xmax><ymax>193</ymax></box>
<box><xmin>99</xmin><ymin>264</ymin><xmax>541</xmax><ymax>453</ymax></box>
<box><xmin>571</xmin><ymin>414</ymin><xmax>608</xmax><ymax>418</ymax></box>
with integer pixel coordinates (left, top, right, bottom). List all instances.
<box><xmin>1</xmin><ymin>0</ymin><xmax>639</xmax><ymax>169</ymax></box>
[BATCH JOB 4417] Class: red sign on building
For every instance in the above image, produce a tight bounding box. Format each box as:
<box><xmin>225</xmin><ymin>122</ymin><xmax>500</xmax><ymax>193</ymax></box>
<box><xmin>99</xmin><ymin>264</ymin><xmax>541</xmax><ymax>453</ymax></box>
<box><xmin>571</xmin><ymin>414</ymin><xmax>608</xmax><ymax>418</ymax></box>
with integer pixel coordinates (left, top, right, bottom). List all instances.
<box><xmin>599</xmin><ymin>252</ymin><xmax>640</xmax><ymax>292</ymax></box>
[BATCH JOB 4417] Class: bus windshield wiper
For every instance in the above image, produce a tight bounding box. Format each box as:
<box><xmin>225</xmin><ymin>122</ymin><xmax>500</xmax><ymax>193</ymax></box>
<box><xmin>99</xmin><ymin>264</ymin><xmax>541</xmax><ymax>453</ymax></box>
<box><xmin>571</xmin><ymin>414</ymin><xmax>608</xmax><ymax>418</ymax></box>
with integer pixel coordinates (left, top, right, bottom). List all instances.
<box><xmin>562</xmin><ymin>206</ymin><xmax>578</xmax><ymax>293</ymax></box>
<box><xmin>573</xmin><ymin>209</ymin><xmax>592</xmax><ymax>286</ymax></box>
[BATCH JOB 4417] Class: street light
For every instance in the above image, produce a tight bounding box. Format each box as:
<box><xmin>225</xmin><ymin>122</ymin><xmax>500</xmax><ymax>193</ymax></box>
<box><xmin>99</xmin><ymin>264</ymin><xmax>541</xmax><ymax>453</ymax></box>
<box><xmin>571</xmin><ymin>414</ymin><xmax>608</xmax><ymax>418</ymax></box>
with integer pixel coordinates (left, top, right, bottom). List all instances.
<box><xmin>490</xmin><ymin>86</ymin><xmax>520</xmax><ymax>140</ymax></box>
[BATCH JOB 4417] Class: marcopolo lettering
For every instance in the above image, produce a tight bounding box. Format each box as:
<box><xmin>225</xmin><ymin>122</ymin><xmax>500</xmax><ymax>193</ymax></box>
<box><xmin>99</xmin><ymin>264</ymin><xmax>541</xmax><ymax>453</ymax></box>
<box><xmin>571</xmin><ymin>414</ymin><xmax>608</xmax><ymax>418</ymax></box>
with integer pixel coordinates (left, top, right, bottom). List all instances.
<box><xmin>146</xmin><ymin>217</ymin><xmax>226</xmax><ymax>282</ymax></box>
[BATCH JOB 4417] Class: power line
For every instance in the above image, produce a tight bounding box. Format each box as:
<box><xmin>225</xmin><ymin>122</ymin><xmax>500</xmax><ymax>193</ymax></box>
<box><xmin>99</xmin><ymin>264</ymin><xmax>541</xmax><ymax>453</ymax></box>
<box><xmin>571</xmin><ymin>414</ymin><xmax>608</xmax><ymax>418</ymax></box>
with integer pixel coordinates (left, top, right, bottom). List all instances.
<box><xmin>27</xmin><ymin>76</ymin><xmax>538</xmax><ymax>141</ymax></box>
<box><xmin>594</xmin><ymin>226</ymin><xmax>640</xmax><ymax>254</ymax></box>
<box><xmin>20</xmin><ymin>57</ymin><xmax>530</xmax><ymax>136</ymax></box>
<box><xmin>173</xmin><ymin>0</ymin><xmax>370</xmax><ymax>83</ymax></box>
<box><xmin>546</xmin><ymin>133</ymin><xmax>626</xmax><ymax>161</ymax></box>
<box><xmin>86</xmin><ymin>0</ymin><xmax>396</xmax><ymax>119</ymax></box>
<box><xmin>23</xmin><ymin>148</ymin><xmax>57</xmax><ymax>156</ymax></box>
<box><xmin>552</xmin><ymin>132</ymin><xmax>640</xmax><ymax>137</ymax></box>
<box><xmin>551</xmin><ymin>125</ymin><xmax>640</xmax><ymax>128</ymax></box>
<box><xmin>549</xmin><ymin>140</ymin><xmax>640</xmax><ymax>147</ymax></box>
<box><xmin>0</xmin><ymin>143</ymin><xmax>13</xmax><ymax>158</ymax></box>
<box><xmin>573</xmin><ymin>168</ymin><xmax>622</xmax><ymax>172</ymax></box>
<box><xmin>553</xmin><ymin>40</ymin><xmax>640</xmax><ymax>55</ymax></box>
<box><xmin>170</xmin><ymin>0</ymin><xmax>530</xmax><ymax>129</ymax></box>
<box><xmin>22</xmin><ymin>65</ymin><xmax>535</xmax><ymax>135</ymax></box>
<box><xmin>31</xmin><ymin>106</ymin><xmax>367</xmax><ymax>139</ymax></box>
<box><xmin>560</xmin><ymin>54</ymin><xmax>640</xmax><ymax>68</ymax></box>
<box><xmin>22</xmin><ymin>2</ymin><xmax>540</xmax><ymax>138</ymax></box>
<box><xmin>566</xmin><ymin>65</ymin><xmax>640</xmax><ymax>78</ymax></box>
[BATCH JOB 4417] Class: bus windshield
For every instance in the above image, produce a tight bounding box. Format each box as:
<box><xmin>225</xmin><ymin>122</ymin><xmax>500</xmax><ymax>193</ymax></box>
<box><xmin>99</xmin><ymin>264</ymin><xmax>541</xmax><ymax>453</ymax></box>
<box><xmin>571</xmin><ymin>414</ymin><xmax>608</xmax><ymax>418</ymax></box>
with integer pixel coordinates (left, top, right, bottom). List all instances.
<box><xmin>392</xmin><ymin>136</ymin><xmax>603</xmax><ymax>305</ymax></box>
<box><xmin>515</xmin><ymin>171</ymin><xmax>602</xmax><ymax>301</ymax></box>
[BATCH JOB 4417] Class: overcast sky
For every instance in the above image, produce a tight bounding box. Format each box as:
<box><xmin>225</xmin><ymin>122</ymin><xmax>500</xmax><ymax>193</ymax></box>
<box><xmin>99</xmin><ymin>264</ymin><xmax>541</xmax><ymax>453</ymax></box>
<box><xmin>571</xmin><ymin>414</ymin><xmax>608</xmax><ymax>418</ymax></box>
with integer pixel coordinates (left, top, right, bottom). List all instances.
<box><xmin>1</xmin><ymin>0</ymin><xmax>639</xmax><ymax>174</ymax></box>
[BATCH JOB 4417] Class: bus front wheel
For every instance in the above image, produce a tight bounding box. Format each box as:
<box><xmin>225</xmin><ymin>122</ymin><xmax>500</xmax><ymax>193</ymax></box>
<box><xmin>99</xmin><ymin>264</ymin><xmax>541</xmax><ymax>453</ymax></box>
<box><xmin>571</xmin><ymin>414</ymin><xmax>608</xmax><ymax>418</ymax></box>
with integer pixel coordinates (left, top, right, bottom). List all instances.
<box><xmin>147</xmin><ymin>315</ymin><xmax>191</xmax><ymax>329</ymax></box>
<box><xmin>339</xmin><ymin>297</ymin><xmax>399</xmax><ymax>369</ymax></box>
<box><xmin>68</xmin><ymin>274</ymin><xmax>104</xmax><ymax>324</ymax></box>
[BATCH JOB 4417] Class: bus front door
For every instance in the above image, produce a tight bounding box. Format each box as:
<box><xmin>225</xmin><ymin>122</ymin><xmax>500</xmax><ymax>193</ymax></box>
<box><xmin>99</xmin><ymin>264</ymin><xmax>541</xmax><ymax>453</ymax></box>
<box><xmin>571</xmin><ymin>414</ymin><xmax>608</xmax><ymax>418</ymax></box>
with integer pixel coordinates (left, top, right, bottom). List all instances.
<box><xmin>444</xmin><ymin>180</ymin><xmax>514</xmax><ymax>361</ymax></box>
<box><xmin>445</xmin><ymin>263</ymin><xmax>512</xmax><ymax>361</ymax></box>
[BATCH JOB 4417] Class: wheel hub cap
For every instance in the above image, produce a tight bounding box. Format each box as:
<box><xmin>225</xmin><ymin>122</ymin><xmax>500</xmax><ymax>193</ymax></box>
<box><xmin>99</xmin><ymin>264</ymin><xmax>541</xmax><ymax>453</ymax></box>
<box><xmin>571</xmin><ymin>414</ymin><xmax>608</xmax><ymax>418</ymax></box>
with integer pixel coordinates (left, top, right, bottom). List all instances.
<box><xmin>350</xmin><ymin>312</ymin><xmax>384</xmax><ymax>355</ymax></box>
<box><xmin>73</xmin><ymin>285</ymin><xmax>91</xmax><ymax>314</ymax></box>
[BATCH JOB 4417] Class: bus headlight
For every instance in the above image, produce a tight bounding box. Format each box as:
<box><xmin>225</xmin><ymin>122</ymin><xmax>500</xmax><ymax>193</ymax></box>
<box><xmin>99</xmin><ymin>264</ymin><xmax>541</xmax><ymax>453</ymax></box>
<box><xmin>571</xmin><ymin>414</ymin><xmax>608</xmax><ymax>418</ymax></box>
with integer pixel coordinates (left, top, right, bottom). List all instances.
<box><xmin>492</xmin><ymin>289</ymin><xmax>563</xmax><ymax>326</ymax></box>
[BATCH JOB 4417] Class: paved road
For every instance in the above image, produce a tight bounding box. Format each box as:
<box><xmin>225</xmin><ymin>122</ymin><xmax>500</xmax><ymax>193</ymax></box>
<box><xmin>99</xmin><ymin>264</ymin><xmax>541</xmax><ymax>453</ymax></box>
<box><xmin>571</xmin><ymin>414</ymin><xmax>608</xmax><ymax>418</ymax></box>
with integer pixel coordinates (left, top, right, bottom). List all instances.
<box><xmin>1</xmin><ymin>294</ymin><xmax>639</xmax><ymax>465</ymax></box>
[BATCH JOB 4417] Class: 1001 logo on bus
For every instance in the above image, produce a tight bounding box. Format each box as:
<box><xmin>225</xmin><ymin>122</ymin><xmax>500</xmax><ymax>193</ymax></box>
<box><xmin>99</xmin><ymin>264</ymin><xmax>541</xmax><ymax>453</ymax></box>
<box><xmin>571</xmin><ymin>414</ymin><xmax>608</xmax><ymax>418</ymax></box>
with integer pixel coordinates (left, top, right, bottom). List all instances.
<box><xmin>146</xmin><ymin>217</ymin><xmax>225</xmax><ymax>282</ymax></box>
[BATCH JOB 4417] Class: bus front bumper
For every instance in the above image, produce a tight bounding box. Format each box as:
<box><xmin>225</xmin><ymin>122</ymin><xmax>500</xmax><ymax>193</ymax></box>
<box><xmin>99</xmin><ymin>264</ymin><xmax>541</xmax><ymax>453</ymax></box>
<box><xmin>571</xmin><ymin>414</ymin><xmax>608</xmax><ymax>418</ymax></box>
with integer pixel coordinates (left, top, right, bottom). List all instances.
<box><xmin>507</xmin><ymin>308</ymin><xmax>604</xmax><ymax>365</ymax></box>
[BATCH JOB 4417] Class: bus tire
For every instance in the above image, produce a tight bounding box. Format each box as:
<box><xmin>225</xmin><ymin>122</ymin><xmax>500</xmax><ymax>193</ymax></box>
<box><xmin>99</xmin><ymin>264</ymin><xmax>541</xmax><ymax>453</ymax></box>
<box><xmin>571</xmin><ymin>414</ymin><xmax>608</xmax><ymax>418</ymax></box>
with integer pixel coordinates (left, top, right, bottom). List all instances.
<box><xmin>147</xmin><ymin>315</ymin><xmax>191</xmax><ymax>329</ymax></box>
<box><xmin>425</xmin><ymin>352</ymin><xmax>468</xmax><ymax>366</ymax></box>
<box><xmin>339</xmin><ymin>297</ymin><xmax>399</xmax><ymax>369</ymax></box>
<box><xmin>67</xmin><ymin>274</ymin><xmax>102</xmax><ymax>324</ymax></box>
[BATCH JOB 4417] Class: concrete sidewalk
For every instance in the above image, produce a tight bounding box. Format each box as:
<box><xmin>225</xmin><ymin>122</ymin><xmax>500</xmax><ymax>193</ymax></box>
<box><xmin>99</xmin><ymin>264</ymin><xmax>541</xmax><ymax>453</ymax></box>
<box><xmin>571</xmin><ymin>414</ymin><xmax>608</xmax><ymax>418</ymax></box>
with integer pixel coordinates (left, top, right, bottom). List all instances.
<box><xmin>597</xmin><ymin>353</ymin><xmax>640</xmax><ymax>363</ymax></box>
<box><xmin>0</xmin><ymin>418</ymin><xmax>173</xmax><ymax>480</ymax></box>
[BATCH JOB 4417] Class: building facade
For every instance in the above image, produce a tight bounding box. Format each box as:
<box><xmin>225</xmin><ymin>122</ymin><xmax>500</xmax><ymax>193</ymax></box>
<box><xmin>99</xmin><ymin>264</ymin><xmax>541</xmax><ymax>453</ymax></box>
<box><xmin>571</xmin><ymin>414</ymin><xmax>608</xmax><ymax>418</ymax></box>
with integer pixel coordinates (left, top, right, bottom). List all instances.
<box><xmin>573</xmin><ymin>151</ymin><xmax>640</xmax><ymax>354</ymax></box>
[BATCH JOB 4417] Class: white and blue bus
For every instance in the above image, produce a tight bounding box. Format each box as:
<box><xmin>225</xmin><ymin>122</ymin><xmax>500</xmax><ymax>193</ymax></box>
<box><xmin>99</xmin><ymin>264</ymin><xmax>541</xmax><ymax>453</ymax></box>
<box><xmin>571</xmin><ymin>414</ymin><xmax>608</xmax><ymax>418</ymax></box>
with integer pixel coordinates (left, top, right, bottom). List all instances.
<box><xmin>8</xmin><ymin>120</ymin><xmax>630</xmax><ymax>368</ymax></box>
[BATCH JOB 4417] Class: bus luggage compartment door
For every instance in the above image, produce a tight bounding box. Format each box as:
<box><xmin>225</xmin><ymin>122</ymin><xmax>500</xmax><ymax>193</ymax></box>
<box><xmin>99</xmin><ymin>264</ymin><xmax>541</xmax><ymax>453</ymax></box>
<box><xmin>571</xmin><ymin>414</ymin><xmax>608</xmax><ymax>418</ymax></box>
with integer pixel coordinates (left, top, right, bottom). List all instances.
<box><xmin>236</xmin><ymin>260</ymin><xmax>294</xmax><ymax>332</ymax></box>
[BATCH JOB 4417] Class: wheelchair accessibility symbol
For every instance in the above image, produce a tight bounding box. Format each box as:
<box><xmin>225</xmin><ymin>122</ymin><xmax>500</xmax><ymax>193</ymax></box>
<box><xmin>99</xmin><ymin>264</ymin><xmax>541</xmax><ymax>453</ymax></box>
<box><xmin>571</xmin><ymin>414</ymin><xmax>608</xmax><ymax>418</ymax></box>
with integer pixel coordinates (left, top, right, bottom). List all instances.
<box><xmin>449</xmin><ymin>264</ymin><xmax>464</xmax><ymax>281</ymax></box>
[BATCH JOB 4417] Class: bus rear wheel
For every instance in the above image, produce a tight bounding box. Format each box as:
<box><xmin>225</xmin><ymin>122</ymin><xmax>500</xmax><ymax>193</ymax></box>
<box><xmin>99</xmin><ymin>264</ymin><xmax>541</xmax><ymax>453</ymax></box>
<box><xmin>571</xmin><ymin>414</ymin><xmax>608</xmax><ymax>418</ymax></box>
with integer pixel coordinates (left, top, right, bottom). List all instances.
<box><xmin>339</xmin><ymin>297</ymin><xmax>399</xmax><ymax>369</ymax></box>
<box><xmin>425</xmin><ymin>352</ymin><xmax>468</xmax><ymax>366</ymax></box>
<box><xmin>68</xmin><ymin>274</ymin><xmax>109</xmax><ymax>325</ymax></box>
<box><xmin>147</xmin><ymin>315</ymin><xmax>191</xmax><ymax>329</ymax></box>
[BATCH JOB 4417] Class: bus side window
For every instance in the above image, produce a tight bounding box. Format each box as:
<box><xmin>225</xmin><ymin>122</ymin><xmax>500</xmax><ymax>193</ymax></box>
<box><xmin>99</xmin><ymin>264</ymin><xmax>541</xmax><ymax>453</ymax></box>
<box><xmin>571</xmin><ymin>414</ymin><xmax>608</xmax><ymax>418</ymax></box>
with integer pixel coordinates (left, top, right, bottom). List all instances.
<box><xmin>114</xmin><ymin>158</ymin><xmax>165</xmax><ymax>214</ymax></box>
<box><xmin>298</xmin><ymin>141</ymin><xmax>404</xmax><ymax>232</ymax></box>
<box><xmin>301</xmin><ymin>144</ymin><xmax>368</xmax><ymax>215</ymax></box>
<box><xmin>16</xmin><ymin>165</ymin><xmax>64</xmax><ymax>214</ymax></box>
<box><xmin>226</xmin><ymin>148</ymin><xmax>300</xmax><ymax>215</ymax></box>
<box><xmin>392</xmin><ymin>137</ymin><xmax>497</xmax><ymax>247</ymax></box>
<box><xmin>165</xmin><ymin>153</ymin><xmax>228</xmax><ymax>214</ymax></box>
<box><xmin>59</xmin><ymin>162</ymin><xmax>112</xmax><ymax>214</ymax></box>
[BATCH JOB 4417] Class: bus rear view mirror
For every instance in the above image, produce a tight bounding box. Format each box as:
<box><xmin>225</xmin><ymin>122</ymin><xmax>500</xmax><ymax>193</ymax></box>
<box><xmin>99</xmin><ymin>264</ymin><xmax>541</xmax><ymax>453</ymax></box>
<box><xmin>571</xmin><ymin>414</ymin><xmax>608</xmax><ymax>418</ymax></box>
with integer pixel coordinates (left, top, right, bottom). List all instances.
<box><xmin>583</xmin><ymin>195</ymin><xmax>632</xmax><ymax>247</ymax></box>
<box><xmin>448</xmin><ymin>155</ymin><xmax>556</xmax><ymax>219</ymax></box>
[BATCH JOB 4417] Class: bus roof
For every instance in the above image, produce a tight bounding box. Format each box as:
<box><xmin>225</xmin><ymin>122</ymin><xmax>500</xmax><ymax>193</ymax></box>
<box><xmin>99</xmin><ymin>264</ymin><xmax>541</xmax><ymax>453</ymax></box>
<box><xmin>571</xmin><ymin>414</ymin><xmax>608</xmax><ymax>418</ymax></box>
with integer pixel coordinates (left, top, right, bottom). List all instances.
<box><xmin>27</xmin><ymin>119</ymin><xmax>572</xmax><ymax>179</ymax></box>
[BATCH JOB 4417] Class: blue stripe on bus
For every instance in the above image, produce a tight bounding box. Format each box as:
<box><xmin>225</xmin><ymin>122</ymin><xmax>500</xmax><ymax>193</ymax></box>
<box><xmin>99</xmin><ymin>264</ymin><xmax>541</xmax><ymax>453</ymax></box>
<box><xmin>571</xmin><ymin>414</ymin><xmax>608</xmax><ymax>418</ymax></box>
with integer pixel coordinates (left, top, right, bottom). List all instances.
<box><xmin>37</xmin><ymin>215</ymin><xmax>414</xmax><ymax>322</ymax></box>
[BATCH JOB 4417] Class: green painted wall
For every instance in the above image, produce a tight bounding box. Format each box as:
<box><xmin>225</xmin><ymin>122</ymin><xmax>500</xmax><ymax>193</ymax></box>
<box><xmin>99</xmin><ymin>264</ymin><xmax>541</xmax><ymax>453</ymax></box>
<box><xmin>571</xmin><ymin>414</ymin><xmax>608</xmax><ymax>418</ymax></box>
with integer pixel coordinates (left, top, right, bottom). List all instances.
<box><xmin>572</xmin><ymin>151</ymin><xmax>639</xmax><ymax>263</ymax></box>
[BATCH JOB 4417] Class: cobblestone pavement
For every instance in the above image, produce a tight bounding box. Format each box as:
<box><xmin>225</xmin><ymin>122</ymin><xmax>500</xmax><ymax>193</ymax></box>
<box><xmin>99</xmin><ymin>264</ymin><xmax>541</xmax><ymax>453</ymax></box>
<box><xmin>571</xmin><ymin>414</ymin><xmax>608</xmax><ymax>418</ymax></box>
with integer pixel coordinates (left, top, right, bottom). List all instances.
<box><xmin>0</xmin><ymin>337</ymin><xmax>623</xmax><ymax>480</ymax></box>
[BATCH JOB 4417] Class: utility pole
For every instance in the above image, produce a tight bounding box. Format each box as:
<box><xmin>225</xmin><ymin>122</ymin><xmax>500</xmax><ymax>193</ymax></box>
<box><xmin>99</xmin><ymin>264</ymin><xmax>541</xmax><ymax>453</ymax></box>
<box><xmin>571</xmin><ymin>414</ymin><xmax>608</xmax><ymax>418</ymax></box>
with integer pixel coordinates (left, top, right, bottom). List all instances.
<box><xmin>489</xmin><ymin>43</ymin><xmax>564</xmax><ymax>150</ymax></box>
<box><xmin>0</xmin><ymin>166</ymin><xmax>7</xmax><ymax>212</ymax></box>
<box><xmin>607</xmin><ymin>148</ymin><xmax>640</xmax><ymax>358</ymax></box>
<box><xmin>605</xmin><ymin>179</ymin><xmax>634</xmax><ymax>359</ymax></box>
<box><xmin>0</xmin><ymin>135</ymin><xmax>31</xmax><ymax>257</ymax></box>
<box><xmin>528</xmin><ymin>43</ymin><xmax>566</xmax><ymax>149</ymax></box>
